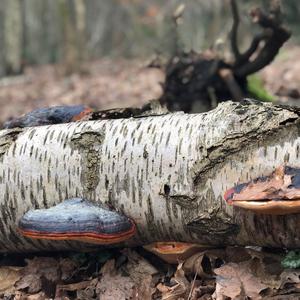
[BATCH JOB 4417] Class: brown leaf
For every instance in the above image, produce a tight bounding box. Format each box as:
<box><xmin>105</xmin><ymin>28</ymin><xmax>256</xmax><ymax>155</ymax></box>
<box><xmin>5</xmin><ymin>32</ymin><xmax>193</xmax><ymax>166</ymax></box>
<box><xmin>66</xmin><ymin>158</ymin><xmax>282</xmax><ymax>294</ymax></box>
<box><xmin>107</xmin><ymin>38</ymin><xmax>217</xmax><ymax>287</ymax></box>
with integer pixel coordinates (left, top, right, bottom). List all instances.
<box><xmin>14</xmin><ymin>257</ymin><xmax>60</xmax><ymax>295</ymax></box>
<box><xmin>132</xmin><ymin>275</ymin><xmax>155</xmax><ymax>300</ymax></box>
<box><xmin>0</xmin><ymin>266</ymin><xmax>22</xmax><ymax>293</ymax></box>
<box><xmin>183</xmin><ymin>249</ymin><xmax>225</xmax><ymax>278</ymax></box>
<box><xmin>13</xmin><ymin>290</ymin><xmax>26</xmax><ymax>300</ymax></box>
<box><xmin>59</xmin><ymin>258</ymin><xmax>79</xmax><ymax>281</ymax></box>
<box><xmin>213</xmin><ymin>262</ymin><xmax>268</xmax><ymax>300</ymax></box>
<box><xmin>244</xmin><ymin>247</ymin><xmax>283</xmax><ymax>280</ymax></box>
<box><xmin>26</xmin><ymin>292</ymin><xmax>46</xmax><ymax>300</ymax></box>
<box><xmin>280</xmin><ymin>269</ymin><xmax>300</xmax><ymax>287</ymax></box>
<box><xmin>124</xmin><ymin>249</ymin><xmax>158</xmax><ymax>280</ymax></box>
<box><xmin>189</xmin><ymin>280</ymin><xmax>215</xmax><ymax>300</ymax></box>
<box><xmin>277</xmin><ymin>269</ymin><xmax>300</xmax><ymax>295</ymax></box>
<box><xmin>24</xmin><ymin>257</ymin><xmax>60</xmax><ymax>282</ymax></box>
<box><xmin>225</xmin><ymin>246</ymin><xmax>252</xmax><ymax>263</ymax></box>
<box><xmin>96</xmin><ymin>259</ymin><xmax>135</xmax><ymax>300</ymax></box>
<box><xmin>157</xmin><ymin>263</ymin><xmax>190</xmax><ymax>300</ymax></box>
<box><xmin>123</xmin><ymin>249</ymin><xmax>158</xmax><ymax>300</ymax></box>
<box><xmin>77</xmin><ymin>286</ymin><xmax>96</xmax><ymax>300</ymax></box>
<box><xmin>15</xmin><ymin>274</ymin><xmax>42</xmax><ymax>294</ymax></box>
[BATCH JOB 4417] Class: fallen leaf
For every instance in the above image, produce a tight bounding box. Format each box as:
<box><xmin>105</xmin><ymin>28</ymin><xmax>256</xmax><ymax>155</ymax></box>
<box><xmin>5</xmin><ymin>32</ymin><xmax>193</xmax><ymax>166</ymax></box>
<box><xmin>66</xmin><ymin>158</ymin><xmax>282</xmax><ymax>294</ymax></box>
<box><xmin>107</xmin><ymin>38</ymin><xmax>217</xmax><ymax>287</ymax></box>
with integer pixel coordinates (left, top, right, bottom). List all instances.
<box><xmin>213</xmin><ymin>262</ymin><xmax>268</xmax><ymax>300</ymax></box>
<box><xmin>96</xmin><ymin>250</ymin><xmax>160</xmax><ymax>300</ymax></box>
<box><xmin>280</xmin><ymin>269</ymin><xmax>300</xmax><ymax>287</ymax></box>
<box><xmin>77</xmin><ymin>287</ymin><xmax>96</xmax><ymax>300</ymax></box>
<box><xmin>276</xmin><ymin>269</ymin><xmax>300</xmax><ymax>295</ymax></box>
<box><xmin>189</xmin><ymin>280</ymin><xmax>215</xmax><ymax>300</ymax></box>
<box><xmin>132</xmin><ymin>275</ymin><xmax>155</xmax><ymax>300</ymax></box>
<box><xmin>59</xmin><ymin>258</ymin><xmax>79</xmax><ymax>281</ymax></box>
<box><xmin>14</xmin><ymin>257</ymin><xmax>60</xmax><ymax>296</ymax></box>
<box><xmin>15</xmin><ymin>274</ymin><xmax>42</xmax><ymax>294</ymax></box>
<box><xmin>124</xmin><ymin>249</ymin><xmax>158</xmax><ymax>281</ymax></box>
<box><xmin>123</xmin><ymin>249</ymin><xmax>159</xmax><ymax>300</ymax></box>
<box><xmin>157</xmin><ymin>263</ymin><xmax>190</xmax><ymax>300</ymax></box>
<box><xmin>183</xmin><ymin>249</ymin><xmax>225</xmax><ymax>278</ymax></box>
<box><xmin>13</xmin><ymin>290</ymin><xmax>25</xmax><ymax>300</ymax></box>
<box><xmin>0</xmin><ymin>266</ymin><xmax>22</xmax><ymax>293</ymax></box>
<box><xmin>96</xmin><ymin>259</ymin><xmax>135</xmax><ymax>300</ymax></box>
<box><xmin>26</xmin><ymin>292</ymin><xmax>46</xmax><ymax>300</ymax></box>
<box><xmin>225</xmin><ymin>246</ymin><xmax>252</xmax><ymax>263</ymax></box>
<box><xmin>24</xmin><ymin>257</ymin><xmax>60</xmax><ymax>282</ymax></box>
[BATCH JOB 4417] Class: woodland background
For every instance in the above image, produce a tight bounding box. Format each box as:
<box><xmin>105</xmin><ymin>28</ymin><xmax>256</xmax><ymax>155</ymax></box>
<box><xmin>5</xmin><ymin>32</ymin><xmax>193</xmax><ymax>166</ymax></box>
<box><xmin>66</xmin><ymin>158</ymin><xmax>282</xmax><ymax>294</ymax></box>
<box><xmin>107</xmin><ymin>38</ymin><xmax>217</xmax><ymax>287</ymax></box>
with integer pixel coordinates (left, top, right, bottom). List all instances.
<box><xmin>0</xmin><ymin>0</ymin><xmax>299</xmax><ymax>125</ymax></box>
<box><xmin>1</xmin><ymin>2</ymin><xmax>300</xmax><ymax>299</ymax></box>
<box><xmin>1</xmin><ymin>0</ymin><xmax>299</xmax><ymax>76</ymax></box>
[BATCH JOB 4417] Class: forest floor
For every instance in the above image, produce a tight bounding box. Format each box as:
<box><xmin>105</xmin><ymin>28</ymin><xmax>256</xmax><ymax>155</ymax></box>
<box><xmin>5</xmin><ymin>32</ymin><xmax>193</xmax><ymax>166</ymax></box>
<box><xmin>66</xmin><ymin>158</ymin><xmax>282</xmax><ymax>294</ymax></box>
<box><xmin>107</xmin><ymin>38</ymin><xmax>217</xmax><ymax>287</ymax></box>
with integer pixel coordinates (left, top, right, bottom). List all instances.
<box><xmin>0</xmin><ymin>59</ymin><xmax>163</xmax><ymax>126</ymax></box>
<box><xmin>1</xmin><ymin>47</ymin><xmax>300</xmax><ymax>299</ymax></box>
<box><xmin>1</xmin><ymin>45</ymin><xmax>300</xmax><ymax>126</ymax></box>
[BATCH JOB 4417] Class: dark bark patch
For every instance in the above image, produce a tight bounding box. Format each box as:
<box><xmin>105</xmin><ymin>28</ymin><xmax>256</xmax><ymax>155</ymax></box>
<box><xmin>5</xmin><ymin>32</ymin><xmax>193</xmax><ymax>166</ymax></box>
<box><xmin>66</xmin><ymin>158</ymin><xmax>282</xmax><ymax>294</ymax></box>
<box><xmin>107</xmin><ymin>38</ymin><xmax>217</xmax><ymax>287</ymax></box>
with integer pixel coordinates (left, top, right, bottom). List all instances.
<box><xmin>70</xmin><ymin>127</ymin><xmax>105</xmax><ymax>199</ymax></box>
<box><xmin>186</xmin><ymin>209</ymin><xmax>239</xmax><ymax>244</ymax></box>
<box><xmin>0</xmin><ymin>128</ymin><xmax>23</xmax><ymax>161</ymax></box>
<box><xmin>163</xmin><ymin>184</ymin><xmax>170</xmax><ymax>196</ymax></box>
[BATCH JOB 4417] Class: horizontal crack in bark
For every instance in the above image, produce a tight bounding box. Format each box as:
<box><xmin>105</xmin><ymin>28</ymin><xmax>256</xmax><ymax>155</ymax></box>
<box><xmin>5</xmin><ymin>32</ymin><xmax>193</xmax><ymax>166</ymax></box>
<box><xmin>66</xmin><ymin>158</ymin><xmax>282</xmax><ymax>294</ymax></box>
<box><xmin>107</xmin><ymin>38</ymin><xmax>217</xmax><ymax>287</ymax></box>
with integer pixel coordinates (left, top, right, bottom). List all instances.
<box><xmin>186</xmin><ymin>207</ymin><xmax>239</xmax><ymax>244</ymax></box>
<box><xmin>193</xmin><ymin>105</ymin><xmax>300</xmax><ymax>185</ymax></box>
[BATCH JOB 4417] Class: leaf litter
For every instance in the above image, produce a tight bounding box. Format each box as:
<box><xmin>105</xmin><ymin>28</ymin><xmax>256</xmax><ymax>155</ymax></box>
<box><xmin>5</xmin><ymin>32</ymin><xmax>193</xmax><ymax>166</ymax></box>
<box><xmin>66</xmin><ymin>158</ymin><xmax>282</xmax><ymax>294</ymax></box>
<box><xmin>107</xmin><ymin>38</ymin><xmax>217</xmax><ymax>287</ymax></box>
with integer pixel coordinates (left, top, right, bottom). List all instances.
<box><xmin>0</xmin><ymin>245</ymin><xmax>291</xmax><ymax>299</ymax></box>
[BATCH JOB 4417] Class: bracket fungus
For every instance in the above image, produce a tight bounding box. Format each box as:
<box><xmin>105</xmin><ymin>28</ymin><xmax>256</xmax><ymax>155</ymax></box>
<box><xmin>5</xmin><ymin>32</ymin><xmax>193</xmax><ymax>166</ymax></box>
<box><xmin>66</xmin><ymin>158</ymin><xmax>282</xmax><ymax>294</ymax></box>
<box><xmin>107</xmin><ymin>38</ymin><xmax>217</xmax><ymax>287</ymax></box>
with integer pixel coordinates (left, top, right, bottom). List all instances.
<box><xmin>18</xmin><ymin>198</ymin><xmax>136</xmax><ymax>244</ymax></box>
<box><xmin>224</xmin><ymin>166</ymin><xmax>300</xmax><ymax>215</ymax></box>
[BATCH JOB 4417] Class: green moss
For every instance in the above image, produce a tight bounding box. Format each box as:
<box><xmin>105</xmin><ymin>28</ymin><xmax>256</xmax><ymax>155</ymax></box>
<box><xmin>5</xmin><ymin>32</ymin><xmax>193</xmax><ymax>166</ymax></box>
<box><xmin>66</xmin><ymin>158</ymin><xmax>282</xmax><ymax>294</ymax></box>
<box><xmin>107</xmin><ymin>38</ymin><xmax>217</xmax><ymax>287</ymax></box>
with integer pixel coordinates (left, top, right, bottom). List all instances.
<box><xmin>281</xmin><ymin>250</ymin><xmax>300</xmax><ymax>269</ymax></box>
<box><xmin>247</xmin><ymin>74</ymin><xmax>275</xmax><ymax>102</ymax></box>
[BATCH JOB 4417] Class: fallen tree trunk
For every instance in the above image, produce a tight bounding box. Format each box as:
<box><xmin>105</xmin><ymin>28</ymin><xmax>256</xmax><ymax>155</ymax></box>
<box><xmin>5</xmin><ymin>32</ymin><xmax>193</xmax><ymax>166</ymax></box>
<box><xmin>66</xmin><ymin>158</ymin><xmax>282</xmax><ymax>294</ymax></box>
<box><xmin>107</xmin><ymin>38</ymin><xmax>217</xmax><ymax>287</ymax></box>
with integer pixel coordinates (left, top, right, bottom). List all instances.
<box><xmin>1</xmin><ymin>100</ymin><xmax>300</xmax><ymax>252</ymax></box>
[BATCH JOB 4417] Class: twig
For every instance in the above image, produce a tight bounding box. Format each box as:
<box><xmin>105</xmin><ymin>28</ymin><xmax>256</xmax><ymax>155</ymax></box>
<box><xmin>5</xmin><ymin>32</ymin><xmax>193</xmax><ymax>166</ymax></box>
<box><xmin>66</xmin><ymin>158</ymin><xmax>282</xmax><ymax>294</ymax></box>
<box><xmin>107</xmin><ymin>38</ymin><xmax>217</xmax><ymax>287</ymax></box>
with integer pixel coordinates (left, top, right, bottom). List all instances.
<box><xmin>219</xmin><ymin>68</ymin><xmax>244</xmax><ymax>102</ymax></box>
<box><xmin>207</xmin><ymin>86</ymin><xmax>218</xmax><ymax>109</ymax></box>
<box><xmin>235</xmin><ymin>1</ymin><xmax>291</xmax><ymax>77</ymax></box>
<box><xmin>187</xmin><ymin>271</ymin><xmax>198</xmax><ymax>300</ymax></box>
<box><xmin>235</xmin><ymin>31</ymin><xmax>272</xmax><ymax>67</ymax></box>
<box><xmin>229</xmin><ymin>0</ymin><xmax>241</xmax><ymax>61</ymax></box>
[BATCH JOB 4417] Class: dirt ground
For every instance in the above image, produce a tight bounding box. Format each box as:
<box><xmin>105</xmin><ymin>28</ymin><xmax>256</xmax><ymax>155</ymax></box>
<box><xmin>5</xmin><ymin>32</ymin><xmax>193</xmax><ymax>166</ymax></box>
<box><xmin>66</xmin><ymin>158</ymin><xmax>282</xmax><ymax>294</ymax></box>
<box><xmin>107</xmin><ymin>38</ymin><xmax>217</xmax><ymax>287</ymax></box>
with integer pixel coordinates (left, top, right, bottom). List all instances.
<box><xmin>1</xmin><ymin>46</ymin><xmax>300</xmax><ymax>128</ymax></box>
<box><xmin>0</xmin><ymin>59</ymin><xmax>164</xmax><ymax>126</ymax></box>
<box><xmin>261</xmin><ymin>45</ymin><xmax>300</xmax><ymax>106</ymax></box>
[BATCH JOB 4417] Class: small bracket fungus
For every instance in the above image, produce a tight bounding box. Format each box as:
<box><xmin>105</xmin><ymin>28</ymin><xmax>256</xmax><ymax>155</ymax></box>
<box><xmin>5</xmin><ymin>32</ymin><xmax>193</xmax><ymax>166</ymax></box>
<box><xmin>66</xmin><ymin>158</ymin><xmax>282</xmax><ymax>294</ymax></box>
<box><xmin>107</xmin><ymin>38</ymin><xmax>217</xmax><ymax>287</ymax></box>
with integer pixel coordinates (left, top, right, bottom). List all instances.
<box><xmin>224</xmin><ymin>166</ymin><xmax>300</xmax><ymax>215</ymax></box>
<box><xmin>143</xmin><ymin>242</ymin><xmax>212</xmax><ymax>264</ymax></box>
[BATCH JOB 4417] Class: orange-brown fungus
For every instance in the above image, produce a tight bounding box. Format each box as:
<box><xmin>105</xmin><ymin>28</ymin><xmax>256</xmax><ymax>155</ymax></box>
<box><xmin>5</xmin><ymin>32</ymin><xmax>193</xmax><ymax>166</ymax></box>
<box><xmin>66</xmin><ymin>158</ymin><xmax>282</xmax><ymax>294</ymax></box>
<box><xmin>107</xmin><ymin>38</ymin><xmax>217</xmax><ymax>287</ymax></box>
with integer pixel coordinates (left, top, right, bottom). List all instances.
<box><xmin>224</xmin><ymin>166</ymin><xmax>300</xmax><ymax>215</ymax></box>
<box><xmin>143</xmin><ymin>242</ymin><xmax>211</xmax><ymax>264</ymax></box>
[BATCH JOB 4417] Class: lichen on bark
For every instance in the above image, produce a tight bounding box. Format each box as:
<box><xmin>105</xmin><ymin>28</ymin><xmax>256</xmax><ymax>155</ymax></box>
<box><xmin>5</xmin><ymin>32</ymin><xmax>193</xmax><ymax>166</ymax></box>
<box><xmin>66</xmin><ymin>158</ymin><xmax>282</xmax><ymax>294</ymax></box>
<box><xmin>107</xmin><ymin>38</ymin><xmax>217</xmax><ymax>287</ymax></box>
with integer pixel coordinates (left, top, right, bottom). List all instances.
<box><xmin>70</xmin><ymin>126</ymin><xmax>105</xmax><ymax>199</ymax></box>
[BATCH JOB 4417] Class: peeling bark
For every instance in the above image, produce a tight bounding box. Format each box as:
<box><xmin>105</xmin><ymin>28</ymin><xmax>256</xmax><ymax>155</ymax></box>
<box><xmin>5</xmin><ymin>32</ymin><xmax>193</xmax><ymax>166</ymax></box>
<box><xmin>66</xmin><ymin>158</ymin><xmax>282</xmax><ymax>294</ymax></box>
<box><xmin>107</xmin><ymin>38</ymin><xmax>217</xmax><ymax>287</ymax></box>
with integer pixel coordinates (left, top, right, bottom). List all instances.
<box><xmin>1</xmin><ymin>100</ymin><xmax>300</xmax><ymax>252</ymax></box>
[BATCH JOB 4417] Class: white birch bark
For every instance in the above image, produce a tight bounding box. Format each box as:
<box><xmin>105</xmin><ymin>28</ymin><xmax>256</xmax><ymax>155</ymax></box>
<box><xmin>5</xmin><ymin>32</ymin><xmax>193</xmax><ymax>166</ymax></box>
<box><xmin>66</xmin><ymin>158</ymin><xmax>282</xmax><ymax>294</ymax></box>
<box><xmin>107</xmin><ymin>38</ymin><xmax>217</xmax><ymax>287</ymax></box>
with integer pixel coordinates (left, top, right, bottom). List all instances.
<box><xmin>0</xmin><ymin>100</ymin><xmax>300</xmax><ymax>252</ymax></box>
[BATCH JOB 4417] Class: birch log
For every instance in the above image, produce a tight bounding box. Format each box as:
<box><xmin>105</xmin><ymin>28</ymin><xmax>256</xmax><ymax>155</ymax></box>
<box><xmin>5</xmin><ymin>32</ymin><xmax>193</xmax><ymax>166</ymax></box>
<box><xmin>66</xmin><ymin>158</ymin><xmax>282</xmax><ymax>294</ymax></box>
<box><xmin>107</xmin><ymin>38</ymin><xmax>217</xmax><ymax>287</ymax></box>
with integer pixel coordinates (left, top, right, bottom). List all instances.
<box><xmin>1</xmin><ymin>100</ymin><xmax>300</xmax><ymax>252</ymax></box>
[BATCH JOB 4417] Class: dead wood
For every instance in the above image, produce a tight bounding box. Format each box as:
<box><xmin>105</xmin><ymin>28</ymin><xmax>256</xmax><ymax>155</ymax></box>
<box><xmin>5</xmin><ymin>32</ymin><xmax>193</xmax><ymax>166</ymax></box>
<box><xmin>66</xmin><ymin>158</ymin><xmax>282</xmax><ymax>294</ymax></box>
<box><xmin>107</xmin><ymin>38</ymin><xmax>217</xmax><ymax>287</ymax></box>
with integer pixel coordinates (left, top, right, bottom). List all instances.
<box><xmin>159</xmin><ymin>0</ymin><xmax>291</xmax><ymax>113</ymax></box>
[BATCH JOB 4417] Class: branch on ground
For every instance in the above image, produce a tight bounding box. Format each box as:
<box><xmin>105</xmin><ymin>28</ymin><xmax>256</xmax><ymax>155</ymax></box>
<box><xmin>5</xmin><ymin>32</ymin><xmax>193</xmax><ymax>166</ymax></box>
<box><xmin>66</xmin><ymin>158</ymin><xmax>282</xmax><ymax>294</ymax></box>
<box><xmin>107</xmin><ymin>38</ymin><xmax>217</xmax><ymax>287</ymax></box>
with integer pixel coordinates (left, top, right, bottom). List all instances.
<box><xmin>233</xmin><ymin>0</ymin><xmax>291</xmax><ymax>77</ymax></box>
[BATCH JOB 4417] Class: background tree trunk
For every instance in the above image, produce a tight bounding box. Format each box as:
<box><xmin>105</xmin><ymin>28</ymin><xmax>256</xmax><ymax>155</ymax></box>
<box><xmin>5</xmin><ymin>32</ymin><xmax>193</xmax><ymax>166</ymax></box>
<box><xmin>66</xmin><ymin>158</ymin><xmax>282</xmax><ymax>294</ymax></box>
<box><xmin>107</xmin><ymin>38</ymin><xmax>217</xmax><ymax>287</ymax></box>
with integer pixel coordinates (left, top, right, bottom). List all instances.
<box><xmin>3</xmin><ymin>0</ymin><xmax>23</xmax><ymax>75</ymax></box>
<box><xmin>0</xmin><ymin>101</ymin><xmax>300</xmax><ymax>252</ymax></box>
<box><xmin>0</xmin><ymin>2</ymin><xmax>5</xmax><ymax>77</ymax></box>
